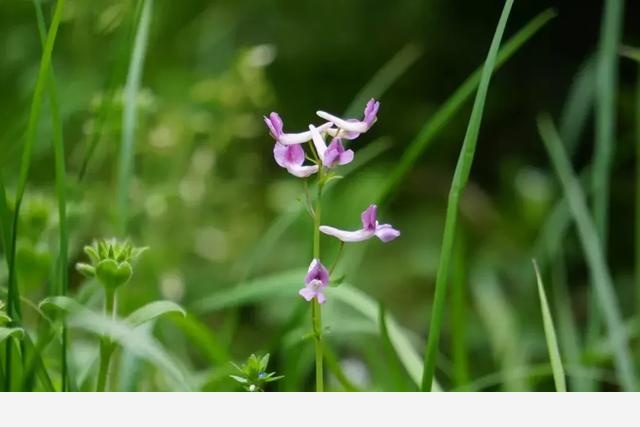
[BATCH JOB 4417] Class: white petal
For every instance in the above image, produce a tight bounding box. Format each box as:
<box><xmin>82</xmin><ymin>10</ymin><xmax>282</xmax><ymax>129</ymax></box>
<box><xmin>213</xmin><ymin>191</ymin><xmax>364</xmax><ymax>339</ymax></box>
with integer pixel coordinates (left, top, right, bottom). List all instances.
<box><xmin>318</xmin><ymin>225</ymin><xmax>374</xmax><ymax>242</ymax></box>
<box><xmin>316</xmin><ymin>111</ymin><xmax>368</xmax><ymax>133</ymax></box>
<box><xmin>277</xmin><ymin>122</ymin><xmax>334</xmax><ymax>146</ymax></box>
<box><xmin>287</xmin><ymin>164</ymin><xmax>319</xmax><ymax>178</ymax></box>
<box><xmin>309</xmin><ymin>124</ymin><xmax>327</xmax><ymax>160</ymax></box>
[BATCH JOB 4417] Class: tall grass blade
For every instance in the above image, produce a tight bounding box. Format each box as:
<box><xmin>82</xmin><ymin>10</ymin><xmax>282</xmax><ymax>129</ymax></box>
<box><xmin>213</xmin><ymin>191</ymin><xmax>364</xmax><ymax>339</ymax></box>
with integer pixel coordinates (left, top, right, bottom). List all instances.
<box><xmin>117</xmin><ymin>0</ymin><xmax>153</xmax><ymax>232</ymax></box>
<box><xmin>551</xmin><ymin>253</ymin><xmax>588</xmax><ymax>391</ymax></box>
<box><xmin>379</xmin><ymin>303</ymin><xmax>415</xmax><ymax>391</ymax></box>
<box><xmin>537</xmin><ymin>114</ymin><xmax>637</xmax><ymax>391</ymax></box>
<box><xmin>126</xmin><ymin>300</ymin><xmax>186</xmax><ymax>327</ymax></box>
<box><xmin>377</xmin><ymin>8</ymin><xmax>555</xmax><ymax>203</ymax></box>
<box><xmin>634</xmin><ymin>60</ymin><xmax>640</xmax><ymax>317</ymax></box>
<box><xmin>532</xmin><ymin>259</ymin><xmax>567</xmax><ymax>392</ymax></box>
<box><xmin>420</xmin><ymin>0</ymin><xmax>514</xmax><ymax>392</ymax></box>
<box><xmin>451</xmin><ymin>233</ymin><xmax>469</xmax><ymax>389</ymax></box>
<box><xmin>4</xmin><ymin>0</ymin><xmax>66</xmax><ymax>391</ymax></box>
<box><xmin>33</xmin><ymin>0</ymin><xmax>69</xmax><ymax>392</ymax></box>
<box><xmin>559</xmin><ymin>56</ymin><xmax>596</xmax><ymax>156</ymax></box>
<box><xmin>592</xmin><ymin>0</ymin><xmax>624</xmax><ymax>249</ymax></box>
<box><xmin>0</xmin><ymin>176</ymin><xmax>11</xmax><ymax>267</ymax></box>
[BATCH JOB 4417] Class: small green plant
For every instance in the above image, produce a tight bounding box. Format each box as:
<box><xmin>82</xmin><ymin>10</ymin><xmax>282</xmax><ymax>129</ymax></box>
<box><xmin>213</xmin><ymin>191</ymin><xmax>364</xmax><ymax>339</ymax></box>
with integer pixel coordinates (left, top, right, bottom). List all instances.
<box><xmin>230</xmin><ymin>353</ymin><xmax>283</xmax><ymax>392</ymax></box>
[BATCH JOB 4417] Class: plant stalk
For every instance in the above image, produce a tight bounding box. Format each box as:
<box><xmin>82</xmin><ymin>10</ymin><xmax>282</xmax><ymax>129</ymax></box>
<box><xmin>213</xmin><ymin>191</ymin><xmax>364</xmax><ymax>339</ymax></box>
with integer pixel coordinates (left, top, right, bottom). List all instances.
<box><xmin>96</xmin><ymin>288</ymin><xmax>116</xmax><ymax>392</ymax></box>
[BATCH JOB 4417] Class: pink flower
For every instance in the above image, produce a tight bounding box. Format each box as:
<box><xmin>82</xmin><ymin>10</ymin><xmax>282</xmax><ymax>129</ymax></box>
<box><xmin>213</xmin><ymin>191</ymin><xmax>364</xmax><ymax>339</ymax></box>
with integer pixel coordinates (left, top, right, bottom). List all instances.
<box><xmin>319</xmin><ymin>204</ymin><xmax>400</xmax><ymax>243</ymax></box>
<box><xmin>309</xmin><ymin>125</ymin><xmax>354</xmax><ymax>168</ymax></box>
<box><xmin>273</xmin><ymin>142</ymin><xmax>318</xmax><ymax>178</ymax></box>
<box><xmin>299</xmin><ymin>259</ymin><xmax>330</xmax><ymax>304</ymax></box>
<box><xmin>316</xmin><ymin>98</ymin><xmax>380</xmax><ymax>140</ymax></box>
<box><xmin>264</xmin><ymin>112</ymin><xmax>332</xmax><ymax>145</ymax></box>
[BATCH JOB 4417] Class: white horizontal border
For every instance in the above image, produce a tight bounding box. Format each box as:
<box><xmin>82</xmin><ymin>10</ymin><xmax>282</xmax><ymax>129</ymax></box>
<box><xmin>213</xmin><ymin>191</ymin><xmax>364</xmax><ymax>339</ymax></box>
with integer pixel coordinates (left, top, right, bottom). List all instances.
<box><xmin>1</xmin><ymin>392</ymin><xmax>637</xmax><ymax>427</ymax></box>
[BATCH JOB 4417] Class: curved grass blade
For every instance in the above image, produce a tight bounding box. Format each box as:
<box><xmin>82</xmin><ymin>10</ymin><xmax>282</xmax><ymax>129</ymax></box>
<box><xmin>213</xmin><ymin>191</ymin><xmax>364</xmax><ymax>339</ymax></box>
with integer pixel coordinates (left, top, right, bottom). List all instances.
<box><xmin>532</xmin><ymin>259</ymin><xmax>567</xmax><ymax>392</ymax></box>
<box><xmin>0</xmin><ymin>176</ymin><xmax>11</xmax><ymax>265</ymax></box>
<box><xmin>170</xmin><ymin>314</ymin><xmax>230</xmax><ymax>365</ymax></box>
<box><xmin>379</xmin><ymin>303</ymin><xmax>416</xmax><ymax>391</ymax></box>
<box><xmin>0</xmin><ymin>327</ymin><xmax>24</xmax><ymax>343</ymax></box>
<box><xmin>377</xmin><ymin>8</ymin><xmax>555</xmax><ymax>203</ymax></box>
<box><xmin>421</xmin><ymin>0</ymin><xmax>515</xmax><ymax>392</ymax></box>
<box><xmin>328</xmin><ymin>285</ymin><xmax>441</xmax><ymax>391</ymax></box>
<box><xmin>191</xmin><ymin>270</ymin><xmax>440</xmax><ymax>390</ymax></box>
<box><xmin>538</xmin><ymin>114</ymin><xmax>637</xmax><ymax>391</ymax></box>
<box><xmin>41</xmin><ymin>296</ymin><xmax>190</xmax><ymax>389</ymax></box>
<box><xmin>126</xmin><ymin>300</ymin><xmax>186</xmax><ymax>327</ymax></box>
<box><xmin>117</xmin><ymin>0</ymin><xmax>153</xmax><ymax>232</ymax></box>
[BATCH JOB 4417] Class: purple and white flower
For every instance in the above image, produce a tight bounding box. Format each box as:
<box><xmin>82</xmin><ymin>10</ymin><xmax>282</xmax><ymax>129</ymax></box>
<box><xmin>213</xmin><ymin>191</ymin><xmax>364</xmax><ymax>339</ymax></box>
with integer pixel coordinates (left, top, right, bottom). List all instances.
<box><xmin>319</xmin><ymin>204</ymin><xmax>400</xmax><ymax>243</ymax></box>
<box><xmin>273</xmin><ymin>142</ymin><xmax>318</xmax><ymax>178</ymax></box>
<box><xmin>299</xmin><ymin>259</ymin><xmax>330</xmax><ymax>304</ymax></box>
<box><xmin>264</xmin><ymin>112</ymin><xmax>332</xmax><ymax>145</ymax></box>
<box><xmin>316</xmin><ymin>98</ymin><xmax>380</xmax><ymax>140</ymax></box>
<box><xmin>309</xmin><ymin>124</ymin><xmax>354</xmax><ymax>168</ymax></box>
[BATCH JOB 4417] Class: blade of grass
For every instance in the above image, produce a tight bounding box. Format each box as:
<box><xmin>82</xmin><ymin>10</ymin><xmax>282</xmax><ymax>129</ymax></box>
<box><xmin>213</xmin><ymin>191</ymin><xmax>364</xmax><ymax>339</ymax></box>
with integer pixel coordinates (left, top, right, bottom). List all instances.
<box><xmin>117</xmin><ymin>0</ymin><xmax>153</xmax><ymax>232</ymax></box>
<box><xmin>0</xmin><ymin>176</ymin><xmax>11</xmax><ymax>267</ymax></box>
<box><xmin>532</xmin><ymin>259</ymin><xmax>567</xmax><ymax>392</ymax></box>
<box><xmin>344</xmin><ymin>44</ymin><xmax>422</xmax><ymax>118</ymax></box>
<box><xmin>450</xmin><ymin>232</ymin><xmax>469</xmax><ymax>389</ymax></box>
<box><xmin>34</xmin><ymin>0</ymin><xmax>69</xmax><ymax>392</ymax></box>
<box><xmin>421</xmin><ymin>0</ymin><xmax>515</xmax><ymax>391</ymax></box>
<box><xmin>78</xmin><ymin>3</ymin><xmax>143</xmax><ymax>181</ymax></box>
<box><xmin>559</xmin><ymin>56</ymin><xmax>596</xmax><ymax>156</ymax></box>
<box><xmin>551</xmin><ymin>251</ymin><xmax>588</xmax><ymax>391</ymax></box>
<box><xmin>377</xmin><ymin>8</ymin><xmax>555</xmax><ymax>204</ymax></box>
<box><xmin>592</xmin><ymin>0</ymin><xmax>624</xmax><ymax>250</ymax></box>
<box><xmin>472</xmin><ymin>263</ymin><xmax>529</xmax><ymax>391</ymax></box>
<box><xmin>538</xmin><ymin>114</ymin><xmax>637</xmax><ymax>391</ymax></box>
<box><xmin>635</xmin><ymin>59</ymin><xmax>640</xmax><ymax>317</ymax></box>
<box><xmin>4</xmin><ymin>0</ymin><xmax>66</xmax><ymax>392</ymax></box>
<box><xmin>379</xmin><ymin>303</ymin><xmax>416</xmax><ymax>391</ymax></box>
<box><xmin>587</xmin><ymin>0</ymin><xmax>625</xmax><ymax>366</ymax></box>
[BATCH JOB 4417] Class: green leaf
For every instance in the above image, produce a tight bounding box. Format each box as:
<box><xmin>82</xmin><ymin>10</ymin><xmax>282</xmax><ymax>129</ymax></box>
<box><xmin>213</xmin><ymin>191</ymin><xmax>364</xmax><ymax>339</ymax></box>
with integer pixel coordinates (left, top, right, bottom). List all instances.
<box><xmin>0</xmin><ymin>327</ymin><xmax>24</xmax><ymax>343</ymax></box>
<box><xmin>421</xmin><ymin>0</ymin><xmax>515</xmax><ymax>392</ymax></box>
<box><xmin>191</xmin><ymin>269</ymin><xmax>305</xmax><ymax>314</ymax></box>
<box><xmin>126</xmin><ymin>300</ymin><xmax>186</xmax><ymax>328</ymax></box>
<box><xmin>532</xmin><ymin>260</ymin><xmax>567</xmax><ymax>392</ymax></box>
<box><xmin>40</xmin><ymin>296</ymin><xmax>190</xmax><ymax>389</ymax></box>
<box><xmin>538</xmin><ymin>114</ymin><xmax>637</xmax><ymax>391</ymax></box>
<box><xmin>328</xmin><ymin>285</ymin><xmax>441</xmax><ymax>391</ymax></box>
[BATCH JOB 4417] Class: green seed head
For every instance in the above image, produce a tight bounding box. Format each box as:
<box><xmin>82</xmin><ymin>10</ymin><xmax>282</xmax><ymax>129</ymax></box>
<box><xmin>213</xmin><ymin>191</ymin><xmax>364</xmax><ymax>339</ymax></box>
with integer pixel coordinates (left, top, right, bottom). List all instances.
<box><xmin>76</xmin><ymin>238</ymin><xmax>147</xmax><ymax>290</ymax></box>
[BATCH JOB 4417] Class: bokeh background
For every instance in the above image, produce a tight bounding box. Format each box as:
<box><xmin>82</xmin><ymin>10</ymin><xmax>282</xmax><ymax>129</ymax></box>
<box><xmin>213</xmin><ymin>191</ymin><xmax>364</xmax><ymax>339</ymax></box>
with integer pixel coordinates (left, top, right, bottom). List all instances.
<box><xmin>1</xmin><ymin>0</ymin><xmax>639</xmax><ymax>391</ymax></box>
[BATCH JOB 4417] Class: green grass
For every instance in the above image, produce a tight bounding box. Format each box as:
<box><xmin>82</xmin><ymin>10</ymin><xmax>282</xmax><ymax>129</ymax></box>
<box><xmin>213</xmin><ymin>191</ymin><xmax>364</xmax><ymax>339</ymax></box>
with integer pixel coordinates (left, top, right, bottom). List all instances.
<box><xmin>532</xmin><ymin>259</ymin><xmax>566</xmax><ymax>392</ymax></box>
<box><xmin>117</xmin><ymin>0</ymin><xmax>154</xmax><ymax>233</ymax></box>
<box><xmin>538</xmin><ymin>114</ymin><xmax>637</xmax><ymax>391</ymax></box>
<box><xmin>34</xmin><ymin>0</ymin><xmax>69</xmax><ymax>392</ymax></box>
<box><xmin>421</xmin><ymin>0</ymin><xmax>514</xmax><ymax>392</ymax></box>
<box><xmin>4</xmin><ymin>0</ymin><xmax>66</xmax><ymax>392</ymax></box>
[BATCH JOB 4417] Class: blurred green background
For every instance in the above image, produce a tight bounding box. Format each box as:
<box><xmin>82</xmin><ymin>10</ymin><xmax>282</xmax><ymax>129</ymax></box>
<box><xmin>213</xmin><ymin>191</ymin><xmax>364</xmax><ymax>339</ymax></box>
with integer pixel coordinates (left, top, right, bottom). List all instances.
<box><xmin>1</xmin><ymin>0</ymin><xmax>639</xmax><ymax>391</ymax></box>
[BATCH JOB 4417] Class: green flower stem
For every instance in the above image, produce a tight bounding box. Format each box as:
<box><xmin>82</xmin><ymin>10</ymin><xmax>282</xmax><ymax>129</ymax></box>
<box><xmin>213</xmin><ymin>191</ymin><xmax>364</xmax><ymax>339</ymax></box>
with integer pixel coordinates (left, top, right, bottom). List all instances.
<box><xmin>96</xmin><ymin>288</ymin><xmax>116</xmax><ymax>392</ymax></box>
<box><xmin>312</xmin><ymin>170</ymin><xmax>324</xmax><ymax>392</ymax></box>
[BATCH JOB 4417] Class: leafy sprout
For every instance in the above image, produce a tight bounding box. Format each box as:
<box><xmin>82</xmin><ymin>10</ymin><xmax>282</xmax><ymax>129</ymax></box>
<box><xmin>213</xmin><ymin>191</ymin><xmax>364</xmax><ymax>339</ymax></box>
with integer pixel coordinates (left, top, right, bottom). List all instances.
<box><xmin>230</xmin><ymin>353</ymin><xmax>283</xmax><ymax>392</ymax></box>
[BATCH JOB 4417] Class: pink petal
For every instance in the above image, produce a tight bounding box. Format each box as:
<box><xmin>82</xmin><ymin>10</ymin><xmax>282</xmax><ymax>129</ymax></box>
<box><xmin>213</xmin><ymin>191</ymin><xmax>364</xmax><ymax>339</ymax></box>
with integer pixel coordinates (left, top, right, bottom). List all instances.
<box><xmin>306</xmin><ymin>259</ymin><xmax>329</xmax><ymax>286</ymax></box>
<box><xmin>299</xmin><ymin>287</ymin><xmax>316</xmax><ymax>301</ymax></box>
<box><xmin>361</xmin><ymin>205</ymin><xmax>377</xmax><ymax>231</ymax></box>
<box><xmin>316</xmin><ymin>292</ymin><xmax>327</xmax><ymax>304</ymax></box>
<box><xmin>375</xmin><ymin>224</ymin><xmax>400</xmax><ymax>242</ymax></box>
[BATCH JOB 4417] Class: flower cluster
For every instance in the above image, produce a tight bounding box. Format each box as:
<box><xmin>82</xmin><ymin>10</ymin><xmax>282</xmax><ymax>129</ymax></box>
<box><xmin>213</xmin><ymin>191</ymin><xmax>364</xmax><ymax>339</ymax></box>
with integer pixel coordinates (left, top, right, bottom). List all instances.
<box><xmin>76</xmin><ymin>238</ymin><xmax>147</xmax><ymax>291</ymax></box>
<box><xmin>264</xmin><ymin>99</ymin><xmax>400</xmax><ymax>305</ymax></box>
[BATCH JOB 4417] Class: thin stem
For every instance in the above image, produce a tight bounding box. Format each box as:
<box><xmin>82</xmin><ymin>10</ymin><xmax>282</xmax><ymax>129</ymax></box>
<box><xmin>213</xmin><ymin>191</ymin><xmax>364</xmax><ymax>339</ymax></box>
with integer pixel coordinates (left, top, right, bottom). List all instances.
<box><xmin>96</xmin><ymin>288</ymin><xmax>116</xmax><ymax>392</ymax></box>
<box><xmin>311</xmin><ymin>169</ymin><xmax>324</xmax><ymax>392</ymax></box>
<box><xmin>329</xmin><ymin>242</ymin><xmax>345</xmax><ymax>275</ymax></box>
<box><xmin>635</xmin><ymin>64</ymin><xmax>640</xmax><ymax>314</ymax></box>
